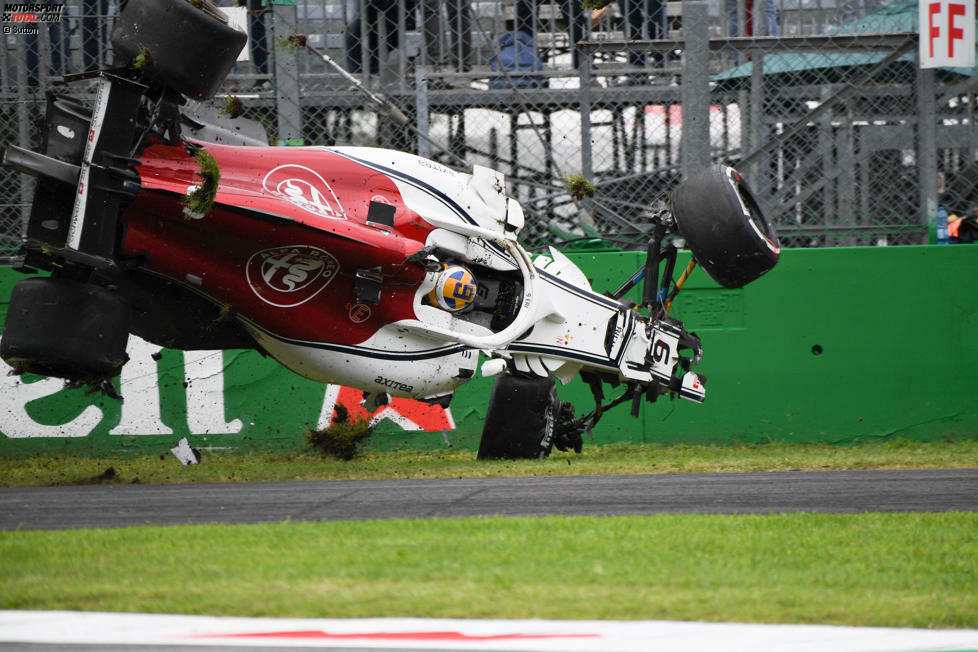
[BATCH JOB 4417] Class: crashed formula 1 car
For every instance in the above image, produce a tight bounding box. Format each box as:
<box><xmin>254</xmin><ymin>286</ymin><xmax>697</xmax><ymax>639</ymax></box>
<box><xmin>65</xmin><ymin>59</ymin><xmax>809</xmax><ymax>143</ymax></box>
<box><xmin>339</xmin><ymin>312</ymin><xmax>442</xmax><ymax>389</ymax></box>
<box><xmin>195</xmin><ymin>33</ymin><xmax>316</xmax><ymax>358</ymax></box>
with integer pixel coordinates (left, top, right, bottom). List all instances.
<box><xmin>0</xmin><ymin>0</ymin><xmax>779</xmax><ymax>458</ymax></box>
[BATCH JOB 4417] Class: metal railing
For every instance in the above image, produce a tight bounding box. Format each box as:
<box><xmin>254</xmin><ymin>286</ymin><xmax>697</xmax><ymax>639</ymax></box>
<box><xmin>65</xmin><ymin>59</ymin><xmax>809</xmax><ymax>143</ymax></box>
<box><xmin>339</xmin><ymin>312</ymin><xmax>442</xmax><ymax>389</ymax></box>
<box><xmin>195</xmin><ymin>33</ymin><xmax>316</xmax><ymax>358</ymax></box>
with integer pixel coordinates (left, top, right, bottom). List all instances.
<box><xmin>2</xmin><ymin>0</ymin><xmax>975</xmax><ymax>260</ymax></box>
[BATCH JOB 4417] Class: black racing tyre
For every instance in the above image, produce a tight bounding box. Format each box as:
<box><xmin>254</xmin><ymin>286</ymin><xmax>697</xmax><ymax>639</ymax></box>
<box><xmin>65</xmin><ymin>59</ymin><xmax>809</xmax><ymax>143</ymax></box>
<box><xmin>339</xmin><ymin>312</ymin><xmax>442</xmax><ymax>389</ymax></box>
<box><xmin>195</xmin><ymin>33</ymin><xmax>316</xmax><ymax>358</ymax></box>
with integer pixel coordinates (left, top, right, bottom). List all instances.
<box><xmin>0</xmin><ymin>278</ymin><xmax>130</xmax><ymax>382</ymax></box>
<box><xmin>670</xmin><ymin>164</ymin><xmax>780</xmax><ymax>289</ymax></box>
<box><xmin>111</xmin><ymin>0</ymin><xmax>247</xmax><ymax>101</ymax></box>
<box><xmin>477</xmin><ymin>374</ymin><xmax>559</xmax><ymax>460</ymax></box>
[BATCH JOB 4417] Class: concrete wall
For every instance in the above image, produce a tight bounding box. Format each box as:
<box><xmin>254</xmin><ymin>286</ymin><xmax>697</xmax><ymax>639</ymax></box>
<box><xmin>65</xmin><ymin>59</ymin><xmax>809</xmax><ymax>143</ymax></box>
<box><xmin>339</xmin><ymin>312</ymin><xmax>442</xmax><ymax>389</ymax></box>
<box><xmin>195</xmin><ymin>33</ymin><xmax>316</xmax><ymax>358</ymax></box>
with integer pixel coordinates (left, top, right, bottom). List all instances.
<box><xmin>2</xmin><ymin>245</ymin><xmax>976</xmax><ymax>457</ymax></box>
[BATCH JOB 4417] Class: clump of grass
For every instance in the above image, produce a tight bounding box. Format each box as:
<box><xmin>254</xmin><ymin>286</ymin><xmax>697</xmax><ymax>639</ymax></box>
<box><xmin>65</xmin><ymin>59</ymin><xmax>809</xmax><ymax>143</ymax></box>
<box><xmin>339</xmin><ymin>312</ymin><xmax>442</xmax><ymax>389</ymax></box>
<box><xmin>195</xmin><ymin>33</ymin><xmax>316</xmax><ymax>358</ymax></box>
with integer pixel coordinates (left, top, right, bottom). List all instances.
<box><xmin>219</xmin><ymin>94</ymin><xmax>244</xmax><ymax>119</ymax></box>
<box><xmin>182</xmin><ymin>147</ymin><xmax>221</xmax><ymax>218</ymax></box>
<box><xmin>131</xmin><ymin>47</ymin><xmax>151</xmax><ymax>70</ymax></box>
<box><xmin>207</xmin><ymin>303</ymin><xmax>236</xmax><ymax>332</ymax></box>
<box><xmin>567</xmin><ymin>174</ymin><xmax>595</xmax><ymax>200</ymax></box>
<box><xmin>275</xmin><ymin>34</ymin><xmax>307</xmax><ymax>51</ymax></box>
<box><xmin>305</xmin><ymin>405</ymin><xmax>374</xmax><ymax>461</ymax></box>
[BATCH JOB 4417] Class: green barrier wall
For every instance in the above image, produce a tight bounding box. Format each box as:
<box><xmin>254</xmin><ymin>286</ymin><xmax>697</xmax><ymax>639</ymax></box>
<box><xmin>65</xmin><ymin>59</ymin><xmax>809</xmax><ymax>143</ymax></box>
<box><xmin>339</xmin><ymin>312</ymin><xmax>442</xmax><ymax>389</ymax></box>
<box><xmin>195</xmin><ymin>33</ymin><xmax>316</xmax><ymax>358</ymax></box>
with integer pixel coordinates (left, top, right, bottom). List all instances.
<box><xmin>2</xmin><ymin>245</ymin><xmax>976</xmax><ymax>457</ymax></box>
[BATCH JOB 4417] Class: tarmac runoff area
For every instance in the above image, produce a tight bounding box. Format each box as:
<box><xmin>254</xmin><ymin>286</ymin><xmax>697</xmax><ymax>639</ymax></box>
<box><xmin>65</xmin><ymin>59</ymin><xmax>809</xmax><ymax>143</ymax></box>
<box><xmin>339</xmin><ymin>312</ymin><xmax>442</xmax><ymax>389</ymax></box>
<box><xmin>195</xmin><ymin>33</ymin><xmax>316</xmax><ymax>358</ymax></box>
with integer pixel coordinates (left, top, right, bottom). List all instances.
<box><xmin>1</xmin><ymin>612</ymin><xmax>977</xmax><ymax>652</ymax></box>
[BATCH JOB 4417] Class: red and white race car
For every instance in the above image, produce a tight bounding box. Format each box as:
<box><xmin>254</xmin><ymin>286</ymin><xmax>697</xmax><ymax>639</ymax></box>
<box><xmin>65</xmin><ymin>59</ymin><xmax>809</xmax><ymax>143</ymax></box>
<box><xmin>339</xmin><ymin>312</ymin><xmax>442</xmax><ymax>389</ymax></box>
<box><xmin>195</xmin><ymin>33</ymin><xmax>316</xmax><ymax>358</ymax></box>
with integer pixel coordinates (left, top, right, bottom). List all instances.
<box><xmin>0</xmin><ymin>0</ymin><xmax>779</xmax><ymax>457</ymax></box>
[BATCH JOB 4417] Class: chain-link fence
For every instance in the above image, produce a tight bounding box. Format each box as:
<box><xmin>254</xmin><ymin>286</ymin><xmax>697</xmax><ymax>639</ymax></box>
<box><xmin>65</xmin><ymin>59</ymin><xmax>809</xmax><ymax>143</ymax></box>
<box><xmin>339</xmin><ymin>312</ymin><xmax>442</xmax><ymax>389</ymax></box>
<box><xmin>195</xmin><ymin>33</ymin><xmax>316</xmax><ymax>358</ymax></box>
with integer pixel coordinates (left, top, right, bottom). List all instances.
<box><xmin>2</xmin><ymin>0</ymin><xmax>975</xmax><ymax>259</ymax></box>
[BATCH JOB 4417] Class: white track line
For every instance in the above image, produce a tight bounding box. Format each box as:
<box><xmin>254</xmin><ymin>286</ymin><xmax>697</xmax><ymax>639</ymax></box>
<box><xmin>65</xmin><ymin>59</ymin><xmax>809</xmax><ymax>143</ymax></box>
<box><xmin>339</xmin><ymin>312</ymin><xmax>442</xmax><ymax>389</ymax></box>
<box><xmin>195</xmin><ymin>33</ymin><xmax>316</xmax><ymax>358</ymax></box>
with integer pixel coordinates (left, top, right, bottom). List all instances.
<box><xmin>1</xmin><ymin>612</ymin><xmax>977</xmax><ymax>651</ymax></box>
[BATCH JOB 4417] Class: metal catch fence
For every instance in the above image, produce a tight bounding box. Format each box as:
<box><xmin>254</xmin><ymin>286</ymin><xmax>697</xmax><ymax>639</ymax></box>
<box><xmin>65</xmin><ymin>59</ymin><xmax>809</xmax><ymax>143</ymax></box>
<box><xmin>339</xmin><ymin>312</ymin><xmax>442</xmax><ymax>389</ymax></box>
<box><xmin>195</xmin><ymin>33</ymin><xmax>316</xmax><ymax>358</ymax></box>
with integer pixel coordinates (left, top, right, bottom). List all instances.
<box><xmin>1</xmin><ymin>0</ymin><xmax>975</xmax><ymax>259</ymax></box>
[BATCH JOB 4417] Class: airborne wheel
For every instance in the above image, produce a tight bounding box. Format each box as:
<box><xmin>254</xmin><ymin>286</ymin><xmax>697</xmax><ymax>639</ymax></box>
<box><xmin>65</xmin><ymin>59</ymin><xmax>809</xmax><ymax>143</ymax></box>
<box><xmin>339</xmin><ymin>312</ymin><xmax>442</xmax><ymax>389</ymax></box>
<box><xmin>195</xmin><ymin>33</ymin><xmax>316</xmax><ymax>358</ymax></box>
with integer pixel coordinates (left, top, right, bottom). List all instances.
<box><xmin>671</xmin><ymin>164</ymin><xmax>780</xmax><ymax>289</ymax></box>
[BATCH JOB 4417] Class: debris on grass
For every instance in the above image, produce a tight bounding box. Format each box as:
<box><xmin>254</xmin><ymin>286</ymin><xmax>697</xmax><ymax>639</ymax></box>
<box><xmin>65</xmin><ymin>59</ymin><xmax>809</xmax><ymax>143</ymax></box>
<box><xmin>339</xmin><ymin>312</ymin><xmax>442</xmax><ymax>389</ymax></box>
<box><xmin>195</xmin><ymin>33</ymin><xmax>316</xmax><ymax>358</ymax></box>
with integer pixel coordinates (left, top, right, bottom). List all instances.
<box><xmin>94</xmin><ymin>466</ymin><xmax>116</xmax><ymax>482</ymax></box>
<box><xmin>306</xmin><ymin>405</ymin><xmax>374</xmax><ymax>461</ymax></box>
<box><xmin>567</xmin><ymin>174</ymin><xmax>596</xmax><ymax>200</ymax></box>
<box><xmin>170</xmin><ymin>437</ymin><xmax>202</xmax><ymax>466</ymax></box>
<box><xmin>182</xmin><ymin>146</ymin><xmax>221</xmax><ymax>219</ymax></box>
<box><xmin>63</xmin><ymin>465</ymin><xmax>131</xmax><ymax>486</ymax></box>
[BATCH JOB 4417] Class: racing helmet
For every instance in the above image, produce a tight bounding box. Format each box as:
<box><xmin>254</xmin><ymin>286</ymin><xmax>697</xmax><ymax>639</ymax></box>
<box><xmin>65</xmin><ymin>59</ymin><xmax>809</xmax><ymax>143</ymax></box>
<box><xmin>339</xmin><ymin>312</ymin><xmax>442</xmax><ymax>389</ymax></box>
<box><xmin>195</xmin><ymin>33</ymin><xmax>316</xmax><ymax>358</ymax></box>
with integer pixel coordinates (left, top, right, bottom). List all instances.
<box><xmin>428</xmin><ymin>265</ymin><xmax>477</xmax><ymax>312</ymax></box>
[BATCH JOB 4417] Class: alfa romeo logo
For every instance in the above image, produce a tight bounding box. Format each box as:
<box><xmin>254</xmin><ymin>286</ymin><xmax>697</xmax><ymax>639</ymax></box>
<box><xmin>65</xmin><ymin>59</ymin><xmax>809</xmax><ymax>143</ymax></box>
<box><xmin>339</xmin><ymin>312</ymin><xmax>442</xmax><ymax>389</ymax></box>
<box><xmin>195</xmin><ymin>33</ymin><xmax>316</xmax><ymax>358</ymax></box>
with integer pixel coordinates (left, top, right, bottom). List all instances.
<box><xmin>246</xmin><ymin>245</ymin><xmax>340</xmax><ymax>307</ymax></box>
<box><xmin>262</xmin><ymin>164</ymin><xmax>346</xmax><ymax>220</ymax></box>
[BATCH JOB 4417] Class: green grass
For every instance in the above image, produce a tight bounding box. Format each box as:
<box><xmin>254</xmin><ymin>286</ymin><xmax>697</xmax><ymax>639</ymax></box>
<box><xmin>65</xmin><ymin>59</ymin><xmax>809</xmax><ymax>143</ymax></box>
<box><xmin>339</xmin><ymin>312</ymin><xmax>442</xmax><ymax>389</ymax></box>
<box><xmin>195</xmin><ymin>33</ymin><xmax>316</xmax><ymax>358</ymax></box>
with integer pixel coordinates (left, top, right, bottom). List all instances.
<box><xmin>2</xmin><ymin>512</ymin><xmax>976</xmax><ymax>626</ymax></box>
<box><xmin>2</xmin><ymin>438</ymin><xmax>977</xmax><ymax>487</ymax></box>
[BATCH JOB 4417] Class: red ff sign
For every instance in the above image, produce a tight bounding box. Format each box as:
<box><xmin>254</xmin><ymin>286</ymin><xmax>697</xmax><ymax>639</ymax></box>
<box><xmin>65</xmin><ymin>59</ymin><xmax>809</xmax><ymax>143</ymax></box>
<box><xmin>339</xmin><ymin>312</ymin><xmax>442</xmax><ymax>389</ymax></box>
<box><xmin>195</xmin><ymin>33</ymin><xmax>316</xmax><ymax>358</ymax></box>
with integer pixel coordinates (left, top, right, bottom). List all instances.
<box><xmin>920</xmin><ymin>0</ymin><xmax>975</xmax><ymax>68</ymax></box>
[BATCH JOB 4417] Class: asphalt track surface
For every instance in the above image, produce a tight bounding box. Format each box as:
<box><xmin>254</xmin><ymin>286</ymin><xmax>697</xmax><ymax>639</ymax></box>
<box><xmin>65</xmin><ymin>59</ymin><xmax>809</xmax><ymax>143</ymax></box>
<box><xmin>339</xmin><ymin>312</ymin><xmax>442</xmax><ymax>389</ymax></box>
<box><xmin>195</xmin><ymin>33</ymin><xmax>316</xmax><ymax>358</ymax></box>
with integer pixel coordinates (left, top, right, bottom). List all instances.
<box><xmin>2</xmin><ymin>468</ymin><xmax>976</xmax><ymax>531</ymax></box>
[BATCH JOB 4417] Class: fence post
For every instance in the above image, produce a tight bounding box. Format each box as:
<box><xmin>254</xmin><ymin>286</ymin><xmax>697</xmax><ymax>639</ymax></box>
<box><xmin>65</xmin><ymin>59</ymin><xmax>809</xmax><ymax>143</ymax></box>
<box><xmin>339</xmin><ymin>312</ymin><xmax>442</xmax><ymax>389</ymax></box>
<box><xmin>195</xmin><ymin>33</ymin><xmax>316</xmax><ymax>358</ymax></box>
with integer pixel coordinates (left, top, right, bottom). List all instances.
<box><xmin>397</xmin><ymin>0</ymin><xmax>408</xmax><ymax>94</ymax></box>
<box><xmin>579</xmin><ymin>47</ymin><xmax>594</xmax><ymax>192</ymax></box>
<box><xmin>15</xmin><ymin>35</ymin><xmax>32</xmax><ymax>231</ymax></box>
<box><xmin>968</xmin><ymin>90</ymin><xmax>976</xmax><ymax>165</ymax></box>
<box><xmin>415</xmin><ymin>66</ymin><xmax>430</xmax><ymax>158</ymax></box>
<box><xmin>748</xmin><ymin>51</ymin><xmax>764</xmax><ymax>187</ymax></box>
<box><xmin>681</xmin><ymin>0</ymin><xmax>710</xmax><ymax>179</ymax></box>
<box><xmin>579</xmin><ymin>45</ymin><xmax>595</xmax><ymax>226</ymax></box>
<box><xmin>916</xmin><ymin>65</ymin><xmax>937</xmax><ymax>244</ymax></box>
<box><xmin>272</xmin><ymin>0</ymin><xmax>302</xmax><ymax>145</ymax></box>
<box><xmin>820</xmin><ymin>86</ymin><xmax>835</xmax><ymax>240</ymax></box>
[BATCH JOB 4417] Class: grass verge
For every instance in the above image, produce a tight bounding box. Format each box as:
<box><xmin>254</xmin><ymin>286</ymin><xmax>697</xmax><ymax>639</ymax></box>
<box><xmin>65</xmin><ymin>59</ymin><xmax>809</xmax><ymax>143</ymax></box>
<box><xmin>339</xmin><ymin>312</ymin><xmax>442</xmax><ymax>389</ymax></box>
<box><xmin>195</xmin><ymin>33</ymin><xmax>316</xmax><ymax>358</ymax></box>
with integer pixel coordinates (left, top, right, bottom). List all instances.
<box><xmin>1</xmin><ymin>512</ymin><xmax>976</xmax><ymax>627</ymax></box>
<box><xmin>2</xmin><ymin>438</ymin><xmax>976</xmax><ymax>487</ymax></box>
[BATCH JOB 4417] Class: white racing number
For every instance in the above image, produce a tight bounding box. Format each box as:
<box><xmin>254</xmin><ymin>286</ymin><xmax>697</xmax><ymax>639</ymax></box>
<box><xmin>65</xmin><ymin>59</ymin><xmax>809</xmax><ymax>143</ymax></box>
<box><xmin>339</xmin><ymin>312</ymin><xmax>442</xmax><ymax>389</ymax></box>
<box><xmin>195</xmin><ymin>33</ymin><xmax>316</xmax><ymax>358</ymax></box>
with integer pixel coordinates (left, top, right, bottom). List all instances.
<box><xmin>648</xmin><ymin>325</ymin><xmax>681</xmax><ymax>384</ymax></box>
